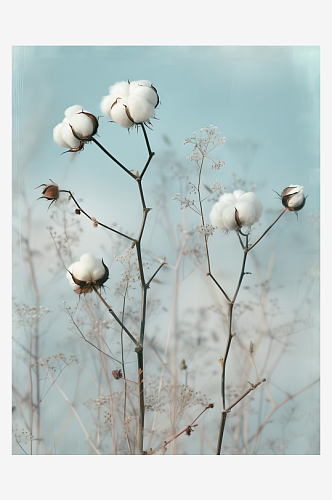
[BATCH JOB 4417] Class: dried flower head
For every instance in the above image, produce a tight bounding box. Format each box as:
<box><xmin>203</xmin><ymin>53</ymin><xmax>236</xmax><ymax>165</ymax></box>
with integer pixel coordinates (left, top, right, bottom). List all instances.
<box><xmin>112</xmin><ymin>369</ymin><xmax>123</xmax><ymax>380</ymax></box>
<box><xmin>35</xmin><ymin>180</ymin><xmax>66</xmax><ymax>210</ymax></box>
<box><xmin>179</xmin><ymin>359</ymin><xmax>187</xmax><ymax>370</ymax></box>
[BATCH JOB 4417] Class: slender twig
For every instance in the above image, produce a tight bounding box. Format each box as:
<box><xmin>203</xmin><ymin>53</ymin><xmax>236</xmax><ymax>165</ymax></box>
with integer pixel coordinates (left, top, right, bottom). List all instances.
<box><xmin>147</xmin><ymin>211</ymin><xmax>187</xmax><ymax>451</ymax></box>
<box><xmin>92</xmin><ymin>286</ymin><xmax>141</xmax><ymax>349</ymax></box>
<box><xmin>147</xmin><ymin>262</ymin><xmax>166</xmax><ymax>287</ymax></box>
<box><xmin>91</xmin><ymin>137</ymin><xmax>137</xmax><ymax>179</ymax></box>
<box><xmin>246</xmin><ymin>208</ymin><xmax>287</xmax><ymax>253</ymax></box>
<box><xmin>63</xmin><ymin>190</ymin><xmax>136</xmax><ymax>242</ymax></box>
<box><xmin>45</xmin><ymin>365</ymin><xmax>101</xmax><ymax>455</ymax></box>
<box><xmin>69</xmin><ymin>311</ymin><xmax>123</xmax><ymax>363</ymax></box>
<box><xmin>149</xmin><ymin>404</ymin><xmax>214</xmax><ymax>455</ymax></box>
<box><xmin>224</xmin><ymin>379</ymin><xmax>266</xmax><ymax>413</ymax></box>
<box><xmin>140</xmin><ymin>124</ymin><xmax>155</xmax><ymax>179</ymax></box>
<box><xmin>207</xmin><ymin>272</ymin><xmax>231</xmax><ymax>302</ymax></box>
<box><xmin>246</xmin><ymin>378</ymin><xmax>320</xmax><ymax>451</ymax></box>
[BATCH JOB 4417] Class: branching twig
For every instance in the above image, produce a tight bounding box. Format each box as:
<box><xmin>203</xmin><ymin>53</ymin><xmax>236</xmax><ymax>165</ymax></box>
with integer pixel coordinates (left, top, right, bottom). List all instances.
<box><xmin>148</xmin><ymin>404</ymin><xmax>214</xmax><ymax>455</ymax></box>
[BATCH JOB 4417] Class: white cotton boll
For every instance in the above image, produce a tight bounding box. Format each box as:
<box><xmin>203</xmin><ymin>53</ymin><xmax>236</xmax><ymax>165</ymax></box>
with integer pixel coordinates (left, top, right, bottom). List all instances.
<box><xmin>287</xmin><ymin>184</ymin><xmax>302</xmax><ymax>195</ymax></box>
<box><xmin>66</xmin><ymin>264</ymin><xmax>81</xmax><ymax>291</ymax></box>
<box><xmin>223</xmin><ymin>205</ymin><xmax>239</xmax><ymax>231</ymax></box>
<box><xmin>233</xmin><ymin>189</ymin><xmax>246</xmax><ymax>200</ymax></box>
<box><xmin>72</xmin><ymin>261</ymin><xmax>92</xmax><ymax>282</ymax></box>
<box><xmin>79</xmin><ymin>253</ymin><xmax>97</xmax><ymax>271</ymax></box>
<box><xmin>287</xmin><ymin>189</ymin><xmax>304</xmax><ymax>208</ymax></box>
<box><xmin>100</xmin><ymin>95</ymin><xmax>114</xmax><ymax>117</ymax></box>
<box><xmin>239</xmin><ymin>192</ymin><xmax>263</xmax><ymax>219</ymax></box>
<box><xmin>61</xmin><ymin>123</ymin><xmax>81</xmax><ymax>149</ymax></box>
<box><xmin>69</xmin><ymin>113</ymin><xmax>94</xmax><ymax>137</ymax></box>
<box><xmin>127</xmin><ymin>95</ymin><xmax>155</xmax><ymax>123</ymax></box>
<box><xmin>65</xmin><ymin>105</ymin><xmax>83</xmax><ymax>119</ymax></box>
<box><xmin>92</xmin><ymin>260</ymin><xmax>105</xmax><ymax>281</ymax></box>
<box><xmin>217</xmin><ymin>192</ymin><xmax>236</xmax><ymax>205</ymax></box>
<box><xmin>210</xmin><ymin>203</ymin><xmax>228</xmax><ymax>231</ymax></box>
<box><xmin>53</xmin><ymin>123</ymin><xmax>69</xmax><ymax>148</ymax></box>
<box><xmin>129</xmin><ymin>80</ymin><xmax>158</xmax><ymax>107</ymax></box>
<box><xmin>235</xmin><ymin>200</ymin><xmax>257</xmax><ymax>227</ymax></box>
<box><xmin>108</xmin><ymin>81</ymin><xmax>130</xmax><ymax>97</ymax></box>
<box><xmin>110</xmin><ymin>98</ymin><xmax>133</xmax><ymax>128</ymax></box>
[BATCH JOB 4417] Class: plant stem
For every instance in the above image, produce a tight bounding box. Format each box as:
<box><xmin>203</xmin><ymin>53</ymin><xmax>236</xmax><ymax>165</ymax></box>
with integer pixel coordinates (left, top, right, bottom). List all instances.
<box><xmin>91</xmin><ymin>137</ymin><xmax>137</xmax><ymax>179</ymax></box>
<box><xmin>92</xmin><ymin>286</ymin><xmax>141</xmax><ymax>349</ymax></box>
<box><xmin>64</xmin><ymin>190</ymin><xmax>136</xmax><ymax>242</ymax></box>
<box><xmin>140</xmin><ymin>124</ymin><xmax>155</xmax><ymax>179</ymax></box>
<box><xmin>246</xmin><ymin>207</ymin><xmax>287</xmax><ymax>253</ymax></box>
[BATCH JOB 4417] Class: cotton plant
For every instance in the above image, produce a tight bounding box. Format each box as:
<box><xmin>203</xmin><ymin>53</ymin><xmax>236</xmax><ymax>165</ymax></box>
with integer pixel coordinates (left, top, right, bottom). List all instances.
<box><xmin>38</xmin><ymin>78</ymin><xmax>181</xmax><ymax>456</ymax></box>
<box><xmin>175</xmin><ymin>125</ymin><xmax>307</xmax><ymax>454</ymax></box>
<box><xmin>36</xmin><ymin>77</ymin><xmax>309</xmax><ymax>456</ymax></box>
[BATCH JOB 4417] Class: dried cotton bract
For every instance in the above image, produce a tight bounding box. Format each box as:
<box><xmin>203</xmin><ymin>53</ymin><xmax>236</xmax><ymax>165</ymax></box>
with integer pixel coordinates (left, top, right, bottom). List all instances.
<box><xmin>100</xmin><ymin>80</ymin><xmax>159</xmax><ymax>128</ymax></box>
<box><xmin>35</xmin><ymin>180</ymin><xmax>64</xmax><ymax>210</ymax></box>
<box><xmin>53</xmin><ymin>105</ymin><xmax>98</xmax><ymax>152</ymax></box>
<box><xmin>210</xmin><ymin>190</ymin><xmax>263</xmax><ymax>231</ymax></box>
<box><xmin>66</xmin><ymin>253</ymin><xmax>109</xmax><ymax>295</ymax></box>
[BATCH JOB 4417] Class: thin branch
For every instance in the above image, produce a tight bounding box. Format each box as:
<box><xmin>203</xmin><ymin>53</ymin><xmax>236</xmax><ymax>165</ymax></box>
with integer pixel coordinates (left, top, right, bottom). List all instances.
<box><xmin>225</xmin><ymin>379</ymin><xmax>266</xmax><ymax>413</ymax></box>
<box><xmin>64</xmin><ymin>190</ymin><xmax>136</xmax><ymax>242</ymax></box>
<box><xmin>45</xmin><ymin>365</ymin><xmax>101</xmax><ymax>455</ymax></box>
<box><xmin>140</xmin><ymin>124</ymin><xmax>155</xmax><ymax>179</ymax></box>
<box><xmin>92</xmin><ymin>286</ymin><xmax>141</xmax><ymax>349</ymax></box>
<box><xmin>147</xmin><ymin>262</ymin><xmax>166</xmax><ymax>287</ymax></box>
<box><xmin>247</xmin><ymin>378</ymin><xmax>320</xmax><ymax>451</ymax></box>
<box><xmin>69</xmin><ymin>313</ymin><xmax>123</xmax><ymax>363</ymax></box>
<box><xmin>246</xmin><ymin>207</ymin><xmax>287</xmax><ymax>253</ymax></box>
<box><xmin>91</xmin><ymin>137</ymin><xmax>137</xmax><ymax>179</ymax></box>
<box><xmin>149</xmin><ymin>404</ymin><xmax>214</xmax><ymax>455</ymax></box>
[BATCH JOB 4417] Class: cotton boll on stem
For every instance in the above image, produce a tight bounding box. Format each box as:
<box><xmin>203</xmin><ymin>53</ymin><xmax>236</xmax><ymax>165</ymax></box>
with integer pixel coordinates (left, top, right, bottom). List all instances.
<box><xmin>238</xmin><ymin>192</ymin><xmax>263</xmax><ymax>219</ymax></box>
<box><xmin>110</xmin><ymin>98</ymin><xmax>133</xmax><ymax>128</ymax></box>
<box><xmin>61</xmin><ymin>123</ymin><xmax>82</xmax><ymax>150</ymax></box>
<box><xmin>65</xmin><ymin>104</ymin><xmax>83</xmax><ymax>119</ymax></box>
<box><xmin>69</xmin><ymin>113</ymin><xmax>94</xmax><ymax>139</ymax></box>
<box><xmin>234</xmin><ymin>200</ymin><xmax>257</xmax><ymax>227</ymax></box>
<box><xmin>129</xmin><ymin>80</ymin><xmax>159</xmax><ymax>107</ymax></box>
<box><xmin>108</xmin><ymin>81</ymin><xmax>130</xmax><ymax>97</ymax></box>
<box><xmin>126</xmin><ymin>95</ymin><xmax>155</xmax><ymax>124</ymax></box>
<box><xmin>100</xmin><ymin>95</ymin><xmax>114</xmax><ymax>117</ymax></box>
<box><xmin>210</xmin><ymin>202</ymin><xmax>229</xmax><ymax>231</ymax></box>
<box><xmin>53</xmin><ymin>123</ymin><xmax>69</xmax><ymax>148</ymax></box>
<box><xmin>223</xmin><ymin>205</ymin><xmax>240</xmax><ymax>231</ymax></box>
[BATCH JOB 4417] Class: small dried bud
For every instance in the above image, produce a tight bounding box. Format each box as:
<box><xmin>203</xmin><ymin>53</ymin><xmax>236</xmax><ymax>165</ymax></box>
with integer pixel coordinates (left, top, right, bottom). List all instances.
<box><xmin>130</xmin><ymin>169</ymin><xmax>140</xmax><ymax>177</ymax></box>
<box><xmin>185</xmin><ymin>426</ymin><xmax>192</xmax><ymax>436</ymax></box>
<box><xmin>179</xmin><ymin>359</ymin><xmax>187</xmax><ymax>370</ymax></box>
<box><xmin>35</xmin><ymin>180</ymin><xmax>62</xmax><ymax>210</ymax></box>
<box><xmin>249</xmin><ymin>341</ymin><xmax>254</xmax><ymax>354</ymax></box>
<box><xmin>112</xmin><ymin>369</ymin><xmax>123</xmax><ymax>380</ymax></box>
<box><xmin>91</xmin><ymin>217</ymin><xmax>98</xmax><ymax>228</ymax></box>
<box><xmin>75</xmin><ymin>209</ymin><xmax>81</xmax><ymax>215</ymax></box>
<box><xmin>281</xmin><ymin>185</ymin><xmax>306</xmax><ymax>211</ymax></box>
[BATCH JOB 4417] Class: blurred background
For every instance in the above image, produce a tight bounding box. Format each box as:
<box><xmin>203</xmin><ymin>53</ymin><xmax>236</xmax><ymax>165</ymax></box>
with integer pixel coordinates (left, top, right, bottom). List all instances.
<box><xmin>12</xmin><ymin>46</ymin><xmax>319</xmax><ymax>455</ymax></box>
